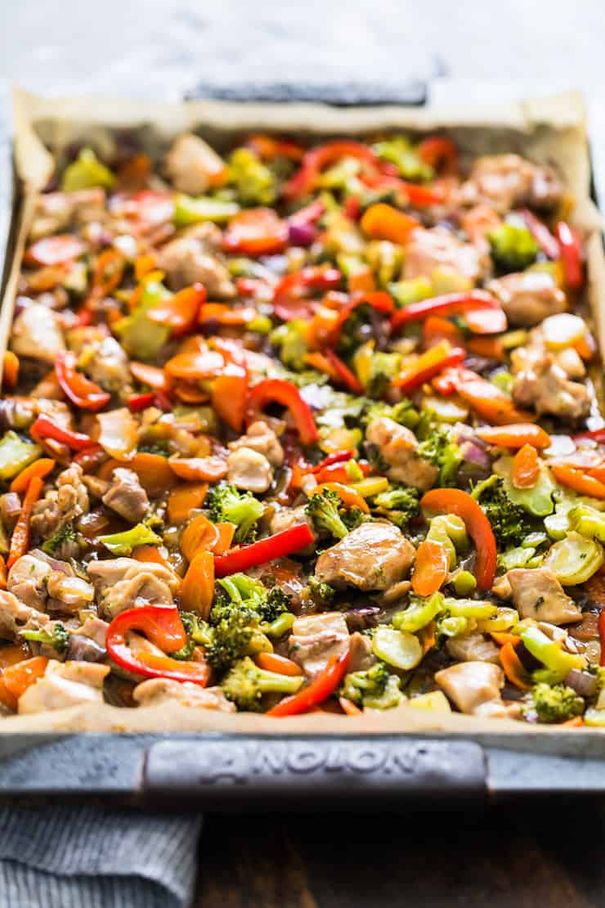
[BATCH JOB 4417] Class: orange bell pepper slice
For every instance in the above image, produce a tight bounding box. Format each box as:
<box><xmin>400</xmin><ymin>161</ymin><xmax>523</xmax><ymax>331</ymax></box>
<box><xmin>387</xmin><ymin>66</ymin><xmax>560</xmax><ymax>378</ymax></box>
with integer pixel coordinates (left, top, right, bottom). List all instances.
<box><xmin>422</xmin><ymin>316</ymin><xmax>465</xmax><ymax>347</ymax></box>
<box><xmin>2</xmin><ymin>351</ymin><xmax>19</xmax><ymax>389</ymax></box>
<box><xmin>551</xmin><ymin>464</ymin><xmax>605</xmax><ymax>500</ymax></box>
<box><xmin>7</xmin><ymin>476</ymin><xmax>44</xmax><ymax>569</ymax></box>
<box><xmin>411</xmin><ymin>539</ymin><xmax>450</xmax><ymax>596</ymax></box>
<box><xmin>338</xmin><ymin>696</ymin><xmax>363</xmax><ymax>716</ymax></box>
<box><xmin>2</xmin><ymin>655</ymin><xmax>48</xmax><ymax>702</ymax></box>
<box><xmin>180</xmin><ymin>550</ymin><xmax>215</xmax><ymax>618</ymax></box>
<box><xmin>147</xmin><ymin>283</ymin><xmax>206</xmax><ymax>335</ymax></box>
<box><xmin>314</xmin><ymin>482</ymin><xmax>370</xmax><ymax>514</ymax></box>
<box><xmin>476</xmin><ymin>424</ymin><xmax>551</xmax><ymax>449</ymax></box>
<box><xmin>213</xmin><ymin>523</ymin><xmax>236</xmax><ymax>555</ymax></box>
<box><xmin>500</xmin><ymin>642</ymin><xmax>532</xmax><ymax>691</ymax></box>
<box><xmin>452</xmin><ymin>368</ymin><xmax>534</xmax><ymax>426</ymax></box>
<box><xmin>167</xmin><ymin>483</ymin><xmax>209</xmax><ymax>525</ymax></box>
<box><xmin>512</xmin><ymin>444</ymin><xmax>540</xmax><ymax>489</ymax></box>
<box><xmin>255</xmin><ymin>652</ymin><xmax>303</xmax><ymax>677</ymax></box>
<box><xmin>164</xmin><ymin>349</ymin><xmax>224</xmax><ymax>382</ymax></box>
<box><xmin>98</xmin><ymin>453</ymin><xmax>176</xmax><ymax>497</ymax></box>
<box><xmin>211</xmin><ymin>365</ymin><xmax>248</xmax><ymax>433</ymax></box>
<box><xmin>223</xmin><ymin>208</ymin><xmax>288</xmax><ymax>256</ymax></box>
<box><xmin>10</xmin><ymin>458</ymin><xmax>55</xmax><ymax>494</ymax></box>
<box><xmin>169</xmin><ymin>456</ymin><xmax>228</xmax><ymax>483</ymax></box>
<box><xmin>421</xmin><ymin>488</ymin><xmax>497</xmax><ymax>590</ymax></box>
<box><xmin>133</xmin><ymin>546</ymin><xmax>174</xmax><ymax>571</ymax></box>
<box><xmin>360</xmin><ymin>203</ymin><xmax>420</xmax><ymax>244</ymax></box>
<box><xmin>180</xmin><ymin>514</ymin><xmax>221</xmax><ymax>562</ymax></box>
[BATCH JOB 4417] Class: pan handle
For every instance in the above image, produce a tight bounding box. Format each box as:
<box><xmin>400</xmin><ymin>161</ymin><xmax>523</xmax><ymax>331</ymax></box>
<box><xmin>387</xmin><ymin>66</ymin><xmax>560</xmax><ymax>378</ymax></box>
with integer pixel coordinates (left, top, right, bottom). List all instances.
<box><xmin>143</xmin><ymin>734</ymin><xmax>485</xmax><ymax>808</ymax></box>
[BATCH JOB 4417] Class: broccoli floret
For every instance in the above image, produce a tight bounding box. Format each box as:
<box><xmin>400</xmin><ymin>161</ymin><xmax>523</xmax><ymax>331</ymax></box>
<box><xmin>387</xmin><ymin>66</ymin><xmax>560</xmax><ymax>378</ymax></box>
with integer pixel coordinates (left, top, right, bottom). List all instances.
<box><xmin>524</xmin><ymin>682</ymin><xmax>584</xmax><ymax>724</ymax></box>
<box><xmin>214</xmin><ymin>573</ymin><xmax>290</xmax><ymax>624</ymax></box>
<box><xmin>336</xmin><ymin>304</ymin><xmax>379</xmax><ymax>357</ymax></box>
<box><xmin>417</xmin><ymin>426</ymin><xmax>461</xmax><ymax>486</ymax></box>
<box><xmin>373</xmin><ymin>137</ymin><xmax>434</xmax><ymax>182</ymax></box>
<box><xmin>373</xmin><ymin>485</ymin><xmax>420</xmax><ymax>529</ymax></box>
<box><xmin>20</xmin><ymin>622</ymin><xmax>70</xmax><ymax>655</ymax></box>
<box><xmin>228</xmin><ymin>148</ymin><xmax>276</xmax><ymax>206</ymax></box>
<box><xmin>206</xmin><ymin>484</ymin><xmax>264</xmax><ymax>543</ymax></box>
<box><xmin>340</xmin><ymin>662</ymin><xmax>402</xmax><ymax>710</ymax></box>
<box><xmin>305</xmin><ymin>488</ymin><xmax>352</xmax><ymax>540</ymax></box>
<box><xmin>307</xmin><ymin>576</ymin><xmax>336</xmax><ymax>606</ymax></box>
<box><xmin>488</xmin><ymin>223</ymin><xmax>539</xmax><ymax>273</ymax></box>
<box><xmin>171</xmin><ymin>611</ymin><xmax>212</xmax><ymax>661</ymax></box>
<box><xmin>365</xmin><ymin>352</ymin><xmax>402</xmax><ymax>399</ymax></box>
<box><xmin>360</xmin><ymin>397</ymin><xmax>421</xmax><ymax>431</ymax></box>
<box><xmin>221</xmin><ymin>656</ymin><xmax>304</xmax><ymax>711</ymax></box>
<box><xmin>270</xmin><ymin>321</ymin><xmax>308</xmax><ymax>371</ymax></box>
<box><xmin>206</xmin><ymin>609</ymin><xmax>271</xmax><ymax>673</ymax></box>
<box><xmin>42</xmin><ymin>521</ymin><xmax>78</xmax><ymax>556</ymax></box>
<box><xmin>472</xmin><ymin>475</ymin><xmax>537</xmax><ymax>549</ymax></box>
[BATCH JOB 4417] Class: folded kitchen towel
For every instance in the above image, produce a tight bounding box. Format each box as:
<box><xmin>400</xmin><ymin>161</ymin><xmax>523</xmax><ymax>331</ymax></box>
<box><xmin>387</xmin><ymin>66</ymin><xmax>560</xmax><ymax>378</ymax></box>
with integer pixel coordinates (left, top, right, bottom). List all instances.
<box><xmin>0</xmin><ymin>804</ymin><xmax>202</xmax><ymax>908</ymax></box>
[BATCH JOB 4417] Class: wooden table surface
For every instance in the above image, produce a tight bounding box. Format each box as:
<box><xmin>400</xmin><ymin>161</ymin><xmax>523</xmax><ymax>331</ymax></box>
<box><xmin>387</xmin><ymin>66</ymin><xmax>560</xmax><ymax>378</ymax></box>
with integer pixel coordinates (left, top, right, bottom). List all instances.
<box><xmin>193</xmin><ymin>800</ymin><xmax>603</xmax><ymax>907</ymax></box>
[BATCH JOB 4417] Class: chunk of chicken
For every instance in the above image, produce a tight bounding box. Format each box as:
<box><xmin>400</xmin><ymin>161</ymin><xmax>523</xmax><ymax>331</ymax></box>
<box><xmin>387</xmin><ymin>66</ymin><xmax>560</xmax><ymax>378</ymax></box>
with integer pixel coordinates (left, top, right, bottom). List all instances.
<box><xmin>288</xmin><ymin>612</ymin><xmax>349</xmax><ymax>676</ymax></box>
<box><xmin>435</xmin><ymin>661</ymin><xmax>504</xmax><ymax>714</ymax></box>
<box><xmin>403</xmin><ymin>227</ymin><xmax>487</xmax><ymax>284</ymax></box>
<box><xmin>18</xmin><ymin>661</ymin><xmax>110</xmax><ymax>715</ymax></box>
<box><xmin>227</xmin><ymin>448</ymin><xmax>273</xmax><ymax>494</ymax></box>
<box><xmin>507</xmin><ymin>568</ymin><xmax>581</xmax><ymax>625</ymax></box>
<box><xmin>10</xmin><ymin>303</ymin><xmax>65</xmax><ymax>363</ymax></box>
<box><xmin>269</xmin><ymin>505</ymin><xmax>315</xmax><ymax>540</ymax></box>
<box><xmin>30</xmin><ymin>463</ymin><xmax>89</xmax><ymax>538</ymax></box>
<box><xmin>315</xmin><ymin>521</ymin><xmax>415</xmax><ymax>591</ymax></box>
<box><xmin>77</xmin><ymin>616</ymin><xmax>109</xmax><ymax>648</ymax></box>
<box><xmin>87</xmin><ymin>558</ymin><xmax>180</xmax><ymax>618</ymax></box>
<box><xmin>228</xmin><ymin>421</ymin><xmax>284</xmax><ymax>467</ymax></box>
<box><xmin>157</xmin><ymin>223</ymin><xmax>235</xmax><ymax>297</ymax></box>
<box><xmin>446</xmin><ymin>633</ymin><xmax>500</xmax><ymax>664</ymax></box>
<box><xmin>133</xmin><ymin>678</ymin><xmax>236</xmax><ymax>712</ymax></box>
<box><xmin>8</xmin><ymin>550</ymin><xmax>93</xmax><ymax>615</ymax></box>
<box><xmin>365</xmin><ymin>417</ymin><xmax>438</xmax><ymax>490</ymax></box>
<box><xmin>7</xmin><ymin>553</ymin><xmax>53</xmax><ymax>610</ymax></box>
<box><xmin>0</xmin><ymin>590</ymin><xmax>47</xmax><ymax>640</ymax></box>
<box><xmin>512</xmin><ymin>351</ymin><xmax>591</xmax><ymax>420</ymax></box>
<box><xmin>164</xmin><ymin>133</ymin><xmax>226</xmax><ymax>196</ymax></box>
<box><xmin>348</xmin><ymin>631</ymin><xmax>376</xmax><ymax>672</ymax></box>
<box><xmin>460</xmin><ymin>154</ymin><xmax>562</xmax><ymax>213</ymax></box>
<box><xmin>487</xmin><ymin>271</ymin><xmax>566</xmax><ymax>327</ymax></box>
<box><xmin>102</xmin><ymin>468</ymin><xmax>149</xmax><ymax>523</ymax></box>
<box><xmin>29</xmin><ymin>189</ymin><xmax>106</xmax><ymax>240</ymax></box>
<box><xmin>85</xmin><ymin>336</ymin><xmax>132</xmax><ymax>393</ymax></box>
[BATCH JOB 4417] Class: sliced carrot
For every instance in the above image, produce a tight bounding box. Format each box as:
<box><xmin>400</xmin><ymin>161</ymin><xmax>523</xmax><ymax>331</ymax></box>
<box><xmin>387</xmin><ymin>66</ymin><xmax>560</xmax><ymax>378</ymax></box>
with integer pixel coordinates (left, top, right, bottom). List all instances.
<box><xmin>148</xmin><ymin>284</ymin><xmax>206</xmax><ymax>335</ymax></box>
<box><xmin>2</xmin><ymin>656</ymin><xmax>48</xmax><ymax>700</ymax></box>
<box><xmin>133</xmin><ymin>546</ymin><xmax>175</xmax><ymax>572</ymax></box>
<box><xmin>0</xmin><ymin>555</ymin><xmax>6</xmax><ymax>591</ymax></box>
<box><xmin>213</xmin><ymin>522</ymin><xmax>236</xmax><ymax>555</ymax></box>
<box><xmin>500</xmin><ymin>642</ymin><xmax>531</xmax><ymax>691</ymax></box>
<box><xmin>551</xmin><ymin>464</ymin><xmax>605</xmax><ymax>500</ymax></box>
<box><xmin>180</xmin><ymin>550</ymin><xmax>215</xmax><ymax>618</ymax></box>
<box><xmin>2</xmin><ymin>352</ymin><xmax>19</xmax><ymax>389</ymax></box>
<box><xmin>348</xmin><ymin>267</ymin><xmax>376</xmax><ymax>293</ymax></box>
<box><xmin>560</xmin><ymin>716</ymin><xmax>584</xmax><ymax>728</ymax></box>
<box><xmin>169</xmin><ymin>456</ymin><xmax>228</xmax><ymax>483</ymax></box>
<box><xmin>255</xmin><ymin>652</ymin><xmax>303</xmax><ymax>676</ymax></box>
<box><xmin>411</xmin><ymin>539</ymin><xmax>450</xmax><ymax>596</ymax></box>
<box><xmin>7</xmin><ymin>476</ymin><xmax>44</xmax><ymax>569</ymax></box>
<box><xmin>314</xmin><ymin>482</ymin><xmax>370</xmax><ymax>514</ymax></box>
<box><xmin>180</xmin><ymin>514</ymin><xmax>221</xmax><ymax>562</ymax></box>
<box><xmin>167</xmin><ymin>483</ymin><xmax>209</xmax><ymax>525</ymax></box>
<box><xmin>512</xmin><ymin>443</ymin><xmax>539</xmax><ymax>489</ymax></box>
<box><xmin>211</xmin><ymin>369</ymin><xmax>248</xmax><ymax>433</ymax></box>
<box><xmin>199</xmin><ymin>303</ymin><xmax>257</xmax><ymax>326</ymax></box>
<box><xmin>490</xmin><ymin>632</ymin><xmax>520</xmax><ymax>647</ymax></box>
<box><xmin>466</xmin><ymin>336</ymin><xmax>505</xmax><ymax>361</ymax></box>
<box><xmin>360</xmin><ymin>203</ymin><xmax>420</xmax><ymax>244</ymax></box>
<box><xmin>98</xmin><ymin>453</ymin><xmax>176</xmax><ymax>497</ymax></box>
<box><xmin>338</xmin><ymin>696</ymin><xmax>363</xmax><ymax>716</ymax></box>
<box><xmin>10</xmin><ymin>458</ymin><xmax>55</xmax><ymax>494</ymax></box>
<box><xmin>422</xmin><ymin>316</ymin><xmax>464</xmax><ymax>347</ymax></box>
<box><xmin>164</xmin><ymin>349</ymin><xmax>224</xmax><ymax>382</ymax></box>
<box><xmin>476</xmin><ymin>424</ymin><xmax>551</xmax><ymax>449</ymax></box>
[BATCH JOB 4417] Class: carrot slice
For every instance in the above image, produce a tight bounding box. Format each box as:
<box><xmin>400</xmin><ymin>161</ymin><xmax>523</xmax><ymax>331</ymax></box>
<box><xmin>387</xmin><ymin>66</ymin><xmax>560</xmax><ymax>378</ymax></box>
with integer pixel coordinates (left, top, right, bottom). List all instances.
<box><xmin>500</xmin><ymin>642</ymin><xmax>531</xmax><ymax>691</ymax></box>
<box><xmin>256</xmin><ymin>653</ymin><xmax>303</xmax><ymax>677</ymax></box>
<box><xmin>180</xmin><ymin>551</ymin><xmax>215</xmax><ymax>618</ymax></box>
<box><xmin>7</xmin><ymin>477</ymin><xmax>44</xmax><ymax>569</ymax></box>
<box><xmin>10</xmin><ymin>458</ymin><xmax>55</xmax><ymax>494</ymax></box>
<box><xmin>411</xmin><ymin>539</ymin><xmax>450</xmax><ymax>596</ymax></box>
<box><xmin>180</xmin><ymin>514</ymin><xmax>221</xmax><ymax>562</ymax></box>
<box><xmin>167</xmin><ymin>483</ymin><xmax>209</xmax><ymax>525</ymax></box>
<box><xmin>512</xmin><ymin>443</ymin><xmax>539</xmax><ymax>489</ymax></box>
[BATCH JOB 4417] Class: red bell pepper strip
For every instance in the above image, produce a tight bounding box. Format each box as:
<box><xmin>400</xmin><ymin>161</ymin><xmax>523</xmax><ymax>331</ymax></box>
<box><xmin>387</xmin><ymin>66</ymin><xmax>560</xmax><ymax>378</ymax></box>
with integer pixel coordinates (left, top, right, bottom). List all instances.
<box><xmin>267</xmin><ymin>648</ymin><xmax>351</xmax><ymax>717</ymax></box>
<box><xmin>55</xmin><ymin>352</ymin><xmax>111</xmax><ymax>412</ymax></box>
<box><xmin>245</xmin><ymin>134</ymin><xmax>305</xmax><ymax>162</ymax></box>
<box><xmin>555</xmin><ymin>221</ymin><xmax>583</xmax><ymax>289</ymax></box>
<box><xmin>223</xmin><ymin>208</ymin><xmax>288</xmax><ymax>256</ymax></box>
<box><xmin>30</xmin><ymin>416</ymin><xmax>97</xmax><ymax>451</ymax></box>
<box><xmin>247</xmin><ymin>379</ymin><xmax>318</xmax><ymax>446</ymax></box>
<box><xmin>417</xmin><ymin>136</ymin><xmax>459</xmax><ymax>172</ymax></box>
<box><xmin>106</xmin><ymin>605</ymin><xmax>210</xmax><ymax>684</ymax></box>
<box><xmin>314</xmin><ymin>460</ymin><xmax>370</xmax><ymax>484</ymax></box>
<box><xmin>573</xmin><ymin>428</ymin><xmax>605</xmax><ymax>444</ymax></box>
<box><xmin>214</xmin><ymin>523</ymin><xmax>315</xmax><ymax>578</ymax></box>
<box><xmin>7</xmin><ymin>475</ymin><xmax>44</xmax><ymax>569</ymax></box>
<box><xmin>273</xmin><ymin>266</ymin><xmax>341</xmax><ymax>320</ymax></box>
<box><xmin>25</xmin><ymin>234</ymin><xmax>85</xmax><ymax>267</ymax></box>
<box><xmin>283</xmin><ymin>141</ymin><xmax>383</xmax><ymax>199</ymax></box>
<box><xmin>324</xmin><ymin>350</ymin><xmax>364</xmax><ymax>395</ymax></box>
<box><xmin>391</xmin><ymin>291</ymin><xmax>501</xmax><ymax>331</ymax></box>
<box><xmin>127</xmin><ymin>392</ymin><xmax>156</xmax><ymax>412</ymax></box>
<box><xmin>330</xmin><ymin>291</ymin><xmax>395</xmax><ymax>346</ymax></box>
<box><xmin>397</xmin><ymin>341</ymin><xmax>466</xmax><ymax>392</ymax></box>
<box><xmin>519</xmin><ymin>209</ymin><xmax>559</xmax><ymax>259</ymax></box>
<box><xmin>360</xmin><ymin>173</ymin><xmax>445</xmax><ymax>207</ymax></box>
<box><xmin>421</xmin><ymin>488</ymin><xmax>497</xmax><ymax>590</ymax></box>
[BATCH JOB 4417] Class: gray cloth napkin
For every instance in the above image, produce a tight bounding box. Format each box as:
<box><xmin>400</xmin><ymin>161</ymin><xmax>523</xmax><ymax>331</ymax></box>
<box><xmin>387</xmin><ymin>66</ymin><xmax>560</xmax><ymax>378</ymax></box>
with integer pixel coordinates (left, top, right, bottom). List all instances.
<box><xmin>0</xmin><ymin>805</ymin><xmax>202</xmax><ymax>908</ymax></box>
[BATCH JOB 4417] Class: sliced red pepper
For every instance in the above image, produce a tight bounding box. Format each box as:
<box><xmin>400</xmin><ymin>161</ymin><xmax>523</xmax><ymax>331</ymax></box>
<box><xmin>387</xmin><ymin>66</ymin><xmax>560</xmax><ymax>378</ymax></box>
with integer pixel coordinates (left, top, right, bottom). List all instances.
<box><xmin>421</xmin><ymin>488</ymin><xmax>497</xmax><ymax>590</ymax></box>
<box><xmin>360</xmin><ymin>203</ymin><xmax>421</xmax><ymax>243</ymax></box>
<box><xmin>397</xmin><ymin>341</ymin><xmax>466</xmax><ymax>393</ymax></box>
<box><xmin>314</xmin><ymin>461</ymin><xmax>370</xmax><ymax>484</ymax></box>
<box><xmin>106</xmin><ymin>605</ymin><xmax>210</xmax><ymax>684</ymax></box>
<box><xmin>127</xmin><ymin>392</ymin><xmax>156</xmax><ymax>412</ymax></box>
<box><xmin>519</xmin><ymin>209</ymin><xmax>559</xmax><ymax>259</ymax></box>
<box><xmin>391</xmin><ymin>291</ymin><xmax>502</xmax><ymax>332</ymax></box>
<box><xmin>88</xmin><ymin>248</ymin><xmax>126</xmax><ymax>300</ymax></box>
<box><xmin>360</xmin><ymin>174</ymin><xmax>445</xmax><ymax>207</ymax></box>
<box><xmin>267</xmin><ymin>647</ymin><xmax>351</xmax><ymax>717</ymax></box>
<box><xmin>30</xmin><ymin>416</ymin><xmax>97</xmax><ymax>451</ymax></box>
<box><xmin>247</xmin><ymin>379</ymin><xmax>318</xmax><ymax>446</ymax></box>
<box><xmin>417</xmin><ymin>136</ymin><xmax>458</xmax><ymax>173</ymax></box>
<box><xmin>55</xmin><ymin>351</ymin><xmax>111</xmax><ymax>412</ymax></box>
<box><xmin>555</xmin><ymin>221</ymin><xmax>583</xmax><ymax>289</ymax></box>
<box><xmin>273</xmin><ymin>266</ymin><xmax>341</xmax><ymax>320</ymax></box>
<box><xmin>25</xmin><ymin>234</ymin><xmax>85</xmax><ymax>267</ymax></box>
<box><xmin>324</xmin><ymin>350</ymin><xmax>364</xmax><ymax>395</ymax></box>
<box><xmin>283</xmin><ymin>141</ymin><xmax>382</xmax><ymax>199</ymax></box>
<box><xmin>214</xmin><ymin>523</ymin><xmax>315</xmax><ymax>578</ymax></box>
<box><xmin>245</xmin><ymin>134</ymin><xmax>305</xmax><ymax>162</ymax></box>
<box><xmin>223</xmin><ymin>208</ymin><xmax>288</xmax><ymax>256</ymax></box>
<box><xmin>573</xmin><ymin>428</ymin><xmax>605</xmax><ymax>444</ymax></box>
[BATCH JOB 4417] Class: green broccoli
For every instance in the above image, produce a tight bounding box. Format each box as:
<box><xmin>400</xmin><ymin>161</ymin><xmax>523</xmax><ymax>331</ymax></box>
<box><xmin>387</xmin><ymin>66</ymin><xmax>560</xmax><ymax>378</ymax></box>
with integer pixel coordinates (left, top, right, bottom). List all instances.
<box><xmin>365</xmin><ymin>352</ymin><xmax>402</xmax><ymax>399</ymax></box>
<box><xmin>228</xmin><ymin>148</ymin><xmax>276</xmax><ymax>206</ymax></box>
<box><xmin>472</xmin><ymin>475</ymin><xmax>537</xmax><ymax>549</ymax></box>
<box><xmin>305</xmin><ymin>488</ymin><xmax>354</xmax><ymax>540</ymax></box>
<box><xmin>221</xmin><ymin>656</ymin><xmax>304</xmax><ymax>711</ymax></box>
<box><xmin>372</xmin><ymin>137</ymin><xmax>433</xmax><ymax>182</ymax></box>
<box><xmin>20</xmin><ymin>622</ymin><xmax>70</xmax><ymax>655</ymax></box>
<box><xmin>372</xmin><ymin>485</ymin><xmax>420</xmax><ymax>529</ymax></box>
<box><xmin>523</xmin><ymin>682</ymin><xmax>584</xmax><ymax>724</ymax></box>
<box><xmin>488</xmin><ymin>223</ymin><xmax>539</xmax><ymax>273</ymax></box>
<box><xmin>206</xmin><ymin>609</ymin><xmax>271</xmax><ymax>673</ymax></box>
<box><xmin>336</xmin><ymin>304</ymin><xmax>377</xmax><ymax>357</ymax></box>
<box><xmin>171</xmin><ymin>611</ymin><xmax>212</xmax><ymax>661</ymax></box>
<box><xmin>214</xmin><ymin>573</ymin><xmax>290</xmax><ymax>624</ymax></box>
<box><xmin>206</xmin><ymin>484</ymin><xmax>264</xmax><ymax>543</ymax></box>
<box><xmin>417</xmin><ymin>426</ymin><xmax>461</xmax><ymax>486</ymax></box>
<box><xmin>360</xmin><ymin>397</ymin><xmax>421</xmax><ymax>430</ymax></box>
<box><xmin>42</xmin><ymin>521</ymin><xmax>78</xmax><ymax>556</ymax></box>
<box><xmin>307</xmin><ymin>576</ymin><xmax>336</xmax><ymax>606</ymax></box>
<box><xmin>340</xmin><ymin>662</ymin><xmax>402</xmax><ymax>709</ymax></box>
<box><xmin>270</xmin><ymin>321</ymin><xmax>308</xmax><ymax>371</ymax></box>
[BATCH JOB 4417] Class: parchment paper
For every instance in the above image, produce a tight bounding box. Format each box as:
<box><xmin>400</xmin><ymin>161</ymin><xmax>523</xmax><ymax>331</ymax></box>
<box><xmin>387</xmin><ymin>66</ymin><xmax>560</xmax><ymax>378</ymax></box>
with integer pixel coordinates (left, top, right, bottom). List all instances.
<box><xmin>2</xmin><ymin>86</ymin><xmax>605</xmax><ymax>737</ymax></box>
